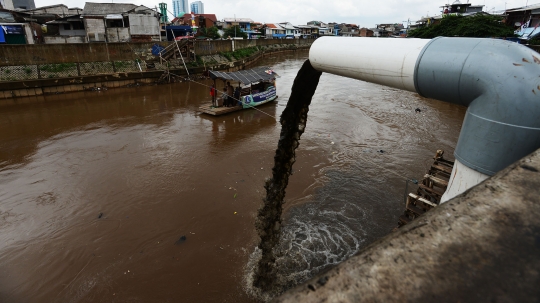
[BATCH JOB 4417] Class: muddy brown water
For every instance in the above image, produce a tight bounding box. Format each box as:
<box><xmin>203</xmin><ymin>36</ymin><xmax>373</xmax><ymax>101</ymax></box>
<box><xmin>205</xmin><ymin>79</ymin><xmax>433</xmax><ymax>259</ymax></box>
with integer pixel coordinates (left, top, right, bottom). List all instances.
<box><xmin>0</xmin><ymin>51</ymin><xmax>466</xmax><ymax>302</ymax></box>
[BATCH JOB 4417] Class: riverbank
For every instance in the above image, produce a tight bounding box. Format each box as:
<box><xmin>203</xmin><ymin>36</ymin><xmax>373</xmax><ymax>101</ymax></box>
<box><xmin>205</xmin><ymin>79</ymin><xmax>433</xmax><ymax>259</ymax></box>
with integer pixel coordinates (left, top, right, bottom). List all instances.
<box><xmin>0</xmin><ymin>40</ymin><xmax>313</xmax><ymax>102</ymax></box>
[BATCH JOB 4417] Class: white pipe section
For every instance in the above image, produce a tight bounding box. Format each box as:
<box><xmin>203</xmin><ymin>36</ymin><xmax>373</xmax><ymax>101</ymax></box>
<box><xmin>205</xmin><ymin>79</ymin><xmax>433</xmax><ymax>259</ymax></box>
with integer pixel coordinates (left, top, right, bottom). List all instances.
<box><xmin>309</xmin><ymin>37</ymin><xmax>430</xmax><ymax>92</ymax></box>
<box><xmin>440</xmin><ymin>160</ymin><xmax>489</xmax><ymax>203</ymax></box>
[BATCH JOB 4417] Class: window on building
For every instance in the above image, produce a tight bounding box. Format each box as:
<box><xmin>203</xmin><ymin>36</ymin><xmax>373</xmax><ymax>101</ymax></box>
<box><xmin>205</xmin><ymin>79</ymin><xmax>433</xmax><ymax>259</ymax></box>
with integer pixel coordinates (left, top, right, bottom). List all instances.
<box><xmin>63</xmin><ymin>24</ymin><xmax>71</xmax><ymax>30</ymax></box>
<box><xmin>72</xmin><ymin>22</ymin><xmax>84</xmax><ymax>30</ymax></box>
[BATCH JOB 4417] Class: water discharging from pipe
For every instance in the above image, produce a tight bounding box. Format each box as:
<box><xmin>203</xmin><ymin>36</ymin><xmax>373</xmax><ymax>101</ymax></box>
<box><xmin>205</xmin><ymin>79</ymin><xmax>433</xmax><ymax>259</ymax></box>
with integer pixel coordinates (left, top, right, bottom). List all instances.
<box><xmin>253</xmin><ymin>60</ymin><xmax>322</xmax><ymax>293</ymax></box>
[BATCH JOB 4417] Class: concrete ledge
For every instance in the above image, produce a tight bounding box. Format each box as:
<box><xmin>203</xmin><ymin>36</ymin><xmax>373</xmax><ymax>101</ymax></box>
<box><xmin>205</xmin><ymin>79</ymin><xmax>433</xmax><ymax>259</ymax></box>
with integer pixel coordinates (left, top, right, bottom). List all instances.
<box><xmin>275</xmin><ymin>149</ymin><xmax>540</xmax><ymax>302</ymax></box>
<box><xmin>0</xmin><ymin>45</ymin><xmax>310</xmax><ymax>101</ymax></box>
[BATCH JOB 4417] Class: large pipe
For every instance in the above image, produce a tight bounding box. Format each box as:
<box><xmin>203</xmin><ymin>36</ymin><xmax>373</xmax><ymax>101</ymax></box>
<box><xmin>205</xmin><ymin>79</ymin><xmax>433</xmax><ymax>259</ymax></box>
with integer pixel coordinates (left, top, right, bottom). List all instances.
<box><xmin>310</xmin><ymin>37</ymin><xmax>540</xmax><ymax>202</ymax></box>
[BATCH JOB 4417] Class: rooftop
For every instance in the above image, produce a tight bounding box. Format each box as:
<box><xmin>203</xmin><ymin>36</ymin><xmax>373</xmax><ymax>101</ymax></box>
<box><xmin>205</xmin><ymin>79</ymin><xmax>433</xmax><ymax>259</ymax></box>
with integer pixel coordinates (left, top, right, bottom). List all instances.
<box><xmin>82</xmin><ymin>2</ymin><xmax>138</xmax><ymax>16</ymax></box>
<box><xmin>223</xmin><ymin>17</ymin><xmax>253</xmax><ymax>23</ymax></box>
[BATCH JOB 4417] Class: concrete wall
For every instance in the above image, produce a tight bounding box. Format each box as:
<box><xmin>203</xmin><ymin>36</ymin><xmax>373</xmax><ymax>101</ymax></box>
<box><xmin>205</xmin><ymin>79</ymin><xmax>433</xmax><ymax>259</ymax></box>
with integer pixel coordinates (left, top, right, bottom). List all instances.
<box><xmin>44</xmin><ymin>36</ymin><xmax>86</xmax><ymax>44</ymax></box>
<box><xmin>59</xmin><ymin>28</ymin><xmax>86</xmax><ymax>36</ymax></box>
<box><xmin>275</xmin><ymin>148</ymin><xmax>540</xmax><ymax>303</ymax></box>
<box><xmin>0</xmin><ymin>39</ymin><xmax>315</xmax><ymax>66</ymax></box>
<box><xmin>128</xmin><ymin>14</ymin><xmax>159</xmax><ymax>36</ymax></box>
<box><xmin>106</xmin><ymin>27</ymin><xmax>130</xmax><ymax>42</ymax></box>
<box><xmin>84</xmin><ymin>18</ymin><xmax>106</xmax><ymax>42</ymax></box>
<box><xmin>0</xmin><ymin>42</ymin><xmax>166</xmax><ymax>65</ymax></box>
<box><xmin>193</xmin><ymin>40</ymin><xmax>232</xmax><ymax>55</ymax></box>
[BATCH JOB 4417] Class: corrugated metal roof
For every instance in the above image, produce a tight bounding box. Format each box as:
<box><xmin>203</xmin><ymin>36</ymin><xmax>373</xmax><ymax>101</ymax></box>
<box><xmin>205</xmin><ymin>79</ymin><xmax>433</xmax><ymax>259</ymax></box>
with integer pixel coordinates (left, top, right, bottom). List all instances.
<box><xmin>180</xmin><ymin>13</ymin><xmax>217</xmax><ymax>22</ymax></box>
<box><xmin>223</xmin><ymin>18</ymin><xmax>253</xmax><ymax>23</ymax></box>
<box><xmin>209</xmin><ymin>67</ymin><xmax>278</xmax><ymax>85</ymax></box>
<box><xmin>506</xmin><ymin>3</ymin><xmax>540</xmax><ymax>12</ymax></box>
<box><xmin>82</xmin><ymin>2</ymin><xmax>138</xmax><ymax>16</ymax></box>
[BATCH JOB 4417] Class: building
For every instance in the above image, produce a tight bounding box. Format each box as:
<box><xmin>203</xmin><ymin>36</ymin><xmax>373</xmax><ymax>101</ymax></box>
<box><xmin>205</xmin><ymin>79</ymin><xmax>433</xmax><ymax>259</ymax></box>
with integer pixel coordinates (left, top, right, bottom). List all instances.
<box><xmin>222</xmin><ymin>17</ymin><xmax>253</xmax><ymax>31</ymax></box>
<box><xmin>277</xmin><ymin>22</ymin><xmax>298</xmax><ymax>38</ymax></box>
<box><xmin>505</xmin><ymin>3</ymin><xmax>540</xmax><ymax>41</ymax></box>
<box><xmin>190</xmin><ymin>1</ymin><xmax>204</xmax><ymax>14</ymax></box>
<box><xmin>82</xmin><ymin>2</ymin><xmax>161</xmax><ymax>42</ymax></box>
<box><xmin>172</xmin><ymin>0</ymin><xmax>188</xmax><ymax>18</ymax></box>
<box><xmin>0</xmin><ymin>8</ymin><xmax>41</xmax><ymax>44</ymax></box>
<box><xmin>1</xmin><ymin>0</ymin><xmax>35</xmax><ymax>10</ymax></box>
<box><xmin>263</xmin><ymin>23</ymin><xmax>285</xmax><ymax>39</ymax></box>
<box><xmin>441</xmin><ymin>0</ymin><xmax>484</xmax><ymax>15</ymax></box>
<box><xmin>174</xmin><ymin>13</ymin><xmax>216</xmax><ymax>28</ymax></box>
<box><xmin>44</xmin><ymin>14</ymin><xmax>86</xmax><ymax>43</ymax></box>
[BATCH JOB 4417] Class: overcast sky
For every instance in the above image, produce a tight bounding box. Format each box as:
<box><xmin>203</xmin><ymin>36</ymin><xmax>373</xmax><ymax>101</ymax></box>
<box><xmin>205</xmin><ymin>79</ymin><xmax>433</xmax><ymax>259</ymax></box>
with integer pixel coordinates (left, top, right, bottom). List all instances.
<box><xmin>36</xmin><ymin>0</ymin><xmax>537</xmax><ymax>28</ymax></box>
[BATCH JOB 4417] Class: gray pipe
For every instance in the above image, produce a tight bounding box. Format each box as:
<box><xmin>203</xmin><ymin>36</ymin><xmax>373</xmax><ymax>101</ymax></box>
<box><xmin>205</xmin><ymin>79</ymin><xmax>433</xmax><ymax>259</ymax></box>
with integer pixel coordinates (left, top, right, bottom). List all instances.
<box><xmin>415</xmin><ymin>37</ymin><xmax>540</xmax><ymax>175</ymax></box>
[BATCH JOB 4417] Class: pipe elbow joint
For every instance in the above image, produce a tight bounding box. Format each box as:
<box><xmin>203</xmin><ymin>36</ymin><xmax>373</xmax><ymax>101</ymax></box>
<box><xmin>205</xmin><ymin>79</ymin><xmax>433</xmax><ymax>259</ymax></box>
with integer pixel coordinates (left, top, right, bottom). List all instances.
<box><xmin>415</xmin><ymin>37</ymin><xmax>540</xmax><ymax>175</ymax></box>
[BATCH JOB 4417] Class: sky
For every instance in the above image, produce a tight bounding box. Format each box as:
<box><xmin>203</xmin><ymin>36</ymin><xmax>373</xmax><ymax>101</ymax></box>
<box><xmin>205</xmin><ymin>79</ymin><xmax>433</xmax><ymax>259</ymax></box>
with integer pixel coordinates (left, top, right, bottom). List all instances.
<box><xmin>35</xmin><ymin>0</ymin><xmax>538</xmax><ymax>28</ymax></box>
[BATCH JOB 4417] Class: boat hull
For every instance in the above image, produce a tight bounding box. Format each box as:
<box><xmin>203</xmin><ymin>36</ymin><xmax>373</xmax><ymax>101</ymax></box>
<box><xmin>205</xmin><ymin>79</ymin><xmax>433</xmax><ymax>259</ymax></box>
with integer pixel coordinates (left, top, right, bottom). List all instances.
<box><xmin>241</xmin><ymin>86</ymin><xmax>277</xmax><ymax>109</ymax></box>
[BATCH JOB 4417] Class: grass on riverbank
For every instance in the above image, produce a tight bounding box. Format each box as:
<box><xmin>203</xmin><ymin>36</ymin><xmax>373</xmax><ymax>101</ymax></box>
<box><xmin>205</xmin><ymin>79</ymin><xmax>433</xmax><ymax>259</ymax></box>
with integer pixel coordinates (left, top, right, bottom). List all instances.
<box><xmin>220</xmin><ymin>47</ymin><xmax>259</xmax><ymax>61</ymax></box>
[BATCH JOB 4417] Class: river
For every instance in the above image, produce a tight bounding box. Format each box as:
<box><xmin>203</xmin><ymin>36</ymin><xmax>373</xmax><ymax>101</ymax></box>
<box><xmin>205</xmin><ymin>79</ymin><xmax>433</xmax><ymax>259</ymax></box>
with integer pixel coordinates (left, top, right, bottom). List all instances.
<box><xmin>0</xmin><ymin>50</ymin><xmax>466</xmax><ymax>302</ymax></box>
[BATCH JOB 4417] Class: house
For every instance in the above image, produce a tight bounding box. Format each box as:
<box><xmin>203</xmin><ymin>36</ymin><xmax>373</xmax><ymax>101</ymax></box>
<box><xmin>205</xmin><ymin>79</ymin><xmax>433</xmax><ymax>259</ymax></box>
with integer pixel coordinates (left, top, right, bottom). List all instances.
<box><xmin>505</xmin><ymin>3</ymin><xmax>540</xmax><ymax>41</ymax></box>
<box><xmin>264</xmin><ymin>23</ymin><xmax>285</xmax><ymax>39</ymax></box>
<box><xmin>82</xmin><ymin>2</ymin><xmax>161</xmax><ymax>42</ymax></box>
<box><xmin>44</xmin><ymin>15</ymin><xmax>86</xmax><ymax>43</ymax></box>
<box><xmin>0</xmin><ymin>8</ymin><xmax>41</xmax><ymax>43</ymax></box>
<box><xmin>277</xmin><ymin>22</ymin><xmax>297</xmax><ymax>38</ymax></box>
<box><xmin>295</xmin><ymin>25</ymin><xmax>312</xmax><ymax>38</ymax></box>
<box><xmin>1</xmin><ymin>0</ymin><xmax>35</xmax><ymax>10</ymax></box>
<box><xmin>173</xmin><ymin>13</ymin><xmax>217</xmax><ymax>29</ymax></box>
<box><xmin>376</xmin><ymin>23</ymin><xmax>404</xmax><ymax>37</ymax></box>
<box><xmin>441</xmin><ymin>0</ymin><xmax>484</xmax><ymax>15</ymax></box>
<box><xmin>359</xmin><ymin>27</ymin><xmax>374</xmax><ymax>37</ymax></box>
<box><xmin>222</xmin><ymin>17</ymin><xmax>253</xmax><ymax>31</ymax></box>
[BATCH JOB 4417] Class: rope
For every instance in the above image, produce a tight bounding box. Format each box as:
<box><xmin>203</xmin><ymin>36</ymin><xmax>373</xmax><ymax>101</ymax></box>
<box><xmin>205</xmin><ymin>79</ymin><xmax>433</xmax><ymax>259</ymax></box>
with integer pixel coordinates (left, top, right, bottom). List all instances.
<box><xmin>123</xmin><ymin>45</ymin><xmax>418</xmax><ymax>184</ymax></box>
<box><xmin>167</xmin><ymin>70</ymin><xmax>278</xmax><ymax>120</ymax></box>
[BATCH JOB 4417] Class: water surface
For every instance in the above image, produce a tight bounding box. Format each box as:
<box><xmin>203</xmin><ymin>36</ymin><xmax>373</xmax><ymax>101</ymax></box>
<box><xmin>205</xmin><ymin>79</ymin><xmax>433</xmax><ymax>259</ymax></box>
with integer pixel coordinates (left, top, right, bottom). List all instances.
<box><xmin>0</xmin><ymin>51</ymin><xmax>466</xmax><ymax>302</ymax></box>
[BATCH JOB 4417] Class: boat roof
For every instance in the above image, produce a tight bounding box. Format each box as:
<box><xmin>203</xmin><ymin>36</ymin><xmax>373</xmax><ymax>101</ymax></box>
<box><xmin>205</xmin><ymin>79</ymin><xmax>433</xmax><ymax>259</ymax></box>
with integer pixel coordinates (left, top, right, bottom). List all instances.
<box><xmin>209</xmin><ymin>67</ymin><xmax>279</xmax><ymax>85</ymax></box>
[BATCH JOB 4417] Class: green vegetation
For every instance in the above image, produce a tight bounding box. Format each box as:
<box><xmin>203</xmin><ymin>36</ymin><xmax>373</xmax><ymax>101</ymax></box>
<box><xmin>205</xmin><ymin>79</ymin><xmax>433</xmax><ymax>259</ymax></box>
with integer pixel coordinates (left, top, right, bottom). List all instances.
<box><xmin>40</xmin><ymin>63</ymin><xmax>76</xmax><ymax>73</ymax></box>
<box><xmin>223</xmin><ymin>25</ymin><xmax>247</xmax><ymax>39</ymax></box>
<box><xmin>199</xmin><ymin>26</ymin><xmax>221</xmax><ymax>40</ymax></box>
<box><xmin>114</xmin><ymin>61</ymin><xmax>133</xmax><ymax>69</ymax></box>
<box><xmin>408</xmin><ymin>14</ymin><xmax>516</xmax><ymax>38</ymax></box>
<box><xmin>24</xmin><ymin>67</ymin><xmax>32</xmax><ymax>75</ymax></box>
<box><xmin>220</xmin><ymin>47</ymin><xmax>259</xmax><ymax>61</ymax></box>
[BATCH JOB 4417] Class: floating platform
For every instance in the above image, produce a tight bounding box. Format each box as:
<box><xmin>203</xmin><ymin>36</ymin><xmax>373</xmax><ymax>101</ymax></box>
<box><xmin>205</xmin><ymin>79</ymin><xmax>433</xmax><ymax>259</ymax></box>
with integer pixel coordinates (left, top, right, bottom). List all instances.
<box><xmin>198</xmin><ymin>103</ymin><xmax>243</xmax><ymax>116</ymax></box>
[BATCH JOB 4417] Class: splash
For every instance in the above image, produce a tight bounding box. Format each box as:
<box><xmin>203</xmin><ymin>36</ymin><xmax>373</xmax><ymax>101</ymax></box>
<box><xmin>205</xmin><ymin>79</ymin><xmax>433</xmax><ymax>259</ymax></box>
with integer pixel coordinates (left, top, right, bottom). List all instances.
<box><xmin>253</xmin><ymin>60</ymin><xmax>322</xmax><ymax>293</ymax></box>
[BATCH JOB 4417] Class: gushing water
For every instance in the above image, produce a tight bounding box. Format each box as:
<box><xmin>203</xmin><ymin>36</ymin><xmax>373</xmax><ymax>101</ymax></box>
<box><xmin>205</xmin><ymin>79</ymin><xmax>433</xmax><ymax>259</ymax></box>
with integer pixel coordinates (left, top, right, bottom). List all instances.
<box><xmin>253</xmin><ymin>60</ymin><xmax>322</xmax><ymax>293</ymax></box>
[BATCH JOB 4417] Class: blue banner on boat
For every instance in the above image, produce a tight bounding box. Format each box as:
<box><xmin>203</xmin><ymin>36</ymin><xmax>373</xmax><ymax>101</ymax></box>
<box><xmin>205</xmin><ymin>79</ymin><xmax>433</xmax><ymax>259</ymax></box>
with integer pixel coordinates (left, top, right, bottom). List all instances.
<box><xmin>251</xmin><ymin>86</ymin><xmax>276</xmax><ymax>103</ymax></box>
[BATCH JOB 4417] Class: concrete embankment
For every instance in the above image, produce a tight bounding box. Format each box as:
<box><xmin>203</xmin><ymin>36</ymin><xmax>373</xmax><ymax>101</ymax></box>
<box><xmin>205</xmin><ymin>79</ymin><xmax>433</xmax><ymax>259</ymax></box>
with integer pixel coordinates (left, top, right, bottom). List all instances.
<box><xmin>274</xmin><ymin>148</ymin><xmax>540</xmax><ymax>302</ymax></box>
<box><xmin>0</xmin><ymin>39</ymin><xmax>313</xmax><ymax>102</ymax></box>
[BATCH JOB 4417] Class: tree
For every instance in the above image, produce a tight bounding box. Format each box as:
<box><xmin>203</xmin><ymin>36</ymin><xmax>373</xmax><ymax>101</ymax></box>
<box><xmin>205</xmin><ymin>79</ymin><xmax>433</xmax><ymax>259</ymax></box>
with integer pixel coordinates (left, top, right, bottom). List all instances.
<box><xmin>408</xmin><ymin>14</ymin><xmax>516</xmax><ymax>38</ymax></box>
<box><xmin>223</xmin><ymin>25</ymin><xmax>248</xmax><ymax>39</ymax></box>
<box><xmin>199</xmin><ymin>26</ymin><xmax>221</xmax><ymax>40</ymax></box>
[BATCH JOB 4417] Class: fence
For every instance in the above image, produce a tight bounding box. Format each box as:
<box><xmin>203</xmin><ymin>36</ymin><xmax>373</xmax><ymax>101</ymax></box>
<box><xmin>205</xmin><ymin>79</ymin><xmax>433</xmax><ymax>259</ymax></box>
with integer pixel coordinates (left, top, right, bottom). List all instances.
<box><xmin>0</xmin><ymin>39</ymin><xmax>314</xmax><ymax>82</ymax></box>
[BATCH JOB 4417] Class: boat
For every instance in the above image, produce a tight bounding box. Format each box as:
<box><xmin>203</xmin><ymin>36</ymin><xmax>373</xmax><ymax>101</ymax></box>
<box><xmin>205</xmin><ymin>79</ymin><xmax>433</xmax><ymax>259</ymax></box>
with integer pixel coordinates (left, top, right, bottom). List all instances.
<box><xmin>199</xmin><ymin>67</ymin><xmax>279</xmax><ymax>116</ymax></box>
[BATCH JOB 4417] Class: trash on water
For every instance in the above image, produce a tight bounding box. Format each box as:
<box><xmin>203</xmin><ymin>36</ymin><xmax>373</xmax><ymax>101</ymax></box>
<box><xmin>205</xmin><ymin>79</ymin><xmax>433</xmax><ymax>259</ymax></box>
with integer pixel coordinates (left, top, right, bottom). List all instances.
<box><xmin>234</xmin><ymin>193</ymin><xmax>237</xmax><ymax>198</ymax></box>
<box><xmin>175</xmin><ymin>235</ymin><xmax>187</xmax><ymax>245</ymax></box>
<box><xmin>234</xmin><ymin>212</ymin><xmax>237</xmax><ymax>215</ymax></box>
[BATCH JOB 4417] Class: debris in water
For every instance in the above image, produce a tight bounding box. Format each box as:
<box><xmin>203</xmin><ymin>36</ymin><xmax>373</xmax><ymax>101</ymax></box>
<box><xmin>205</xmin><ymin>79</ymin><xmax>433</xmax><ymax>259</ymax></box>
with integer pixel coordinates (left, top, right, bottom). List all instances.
<box><xmin>234</xmin><ymin>212</ymin><xmax>237</xmax><ymax>215</ymax></box>
<box><xmin>175</xmin><ymin>236</ymin><xmax>187</xmax><ymax>245</ymax></box>
<box><xmin>253</xmin><ymin>59</ymin><xmax>322</xmax><ymax>293</ymax></box>
<box><xmin>415</xmin><ymin>108</ymin><xmax>422</xmax><ymax>113</ymax></box>
<box><xmin>98</xmin><ymin>212</ymin><xmax>103</xmax><ymax>219</ymax></box>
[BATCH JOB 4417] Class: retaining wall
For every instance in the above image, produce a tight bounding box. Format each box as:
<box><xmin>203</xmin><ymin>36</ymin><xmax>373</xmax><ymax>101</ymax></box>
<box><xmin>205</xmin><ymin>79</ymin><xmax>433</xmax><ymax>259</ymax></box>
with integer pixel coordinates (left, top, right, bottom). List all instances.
<box><xmin>275</xmin><ymin>148</ymin><xmax>540</xmax><ymax>303</ymax></box>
